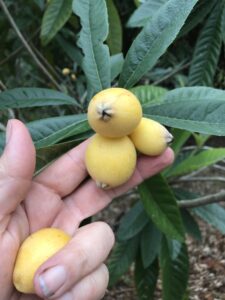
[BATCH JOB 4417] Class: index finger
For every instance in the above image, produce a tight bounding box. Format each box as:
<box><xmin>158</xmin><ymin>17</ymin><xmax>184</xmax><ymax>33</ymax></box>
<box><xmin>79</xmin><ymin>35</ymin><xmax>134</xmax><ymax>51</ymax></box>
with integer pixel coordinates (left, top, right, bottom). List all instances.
<box><xmin>34</xmin><ymin>139</ymin><xmax>89</xmax><ymax>197</ymax></box>
<box><xmin>51</xmin><ymin>148</ymin><xmax>174</xmax><ymax>233</ymax></box>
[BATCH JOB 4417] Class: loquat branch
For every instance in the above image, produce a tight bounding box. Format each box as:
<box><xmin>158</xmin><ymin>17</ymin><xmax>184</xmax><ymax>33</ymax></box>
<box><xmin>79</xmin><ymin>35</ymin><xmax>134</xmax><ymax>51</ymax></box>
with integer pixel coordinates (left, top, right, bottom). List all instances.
<box><xmin>174</xmin><ymin>176</ymin><xmax>225</xmax><ymax>183</ymax></box>
<box><xmin>0</xmin><ymin>0</ymin><xmax>62</xmax><ymax>91</ymax></box>
<box><xmin>178</xmin><ymin>190</ymin><xmax>225</xmax><ymax>208</ymax></box>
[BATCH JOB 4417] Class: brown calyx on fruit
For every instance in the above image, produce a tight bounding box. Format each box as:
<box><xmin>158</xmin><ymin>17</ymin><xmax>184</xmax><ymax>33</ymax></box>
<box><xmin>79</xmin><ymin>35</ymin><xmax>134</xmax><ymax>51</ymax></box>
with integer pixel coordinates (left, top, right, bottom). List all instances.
<box><xmin>96</xmin><ymin>102</ymin><xmax>114</xmax><ymax>121</ymax></box>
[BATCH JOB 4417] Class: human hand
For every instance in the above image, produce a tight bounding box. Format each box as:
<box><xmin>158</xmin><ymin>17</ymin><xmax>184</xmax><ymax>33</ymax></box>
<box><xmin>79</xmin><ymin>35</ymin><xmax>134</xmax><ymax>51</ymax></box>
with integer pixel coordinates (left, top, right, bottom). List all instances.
<box><xmin>0</xmin><ymin>119</ymin><xmax>174</xmax><ymax>300</ymax></box>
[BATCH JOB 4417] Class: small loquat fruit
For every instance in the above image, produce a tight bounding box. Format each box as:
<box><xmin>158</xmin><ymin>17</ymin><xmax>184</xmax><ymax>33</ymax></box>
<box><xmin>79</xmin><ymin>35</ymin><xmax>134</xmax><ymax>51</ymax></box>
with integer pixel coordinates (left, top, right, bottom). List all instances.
<box><xmin>130</xmin><ymin>117</ymin><xmax>173</xmax><ymax>156</ymax></box>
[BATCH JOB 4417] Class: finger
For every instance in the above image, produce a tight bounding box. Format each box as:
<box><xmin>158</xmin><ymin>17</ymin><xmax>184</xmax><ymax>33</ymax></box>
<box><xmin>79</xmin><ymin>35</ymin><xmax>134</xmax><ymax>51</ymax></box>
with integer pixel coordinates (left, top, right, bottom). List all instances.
<box><xmin>0</xmin><ymin>119</ymin><xmax>35</xmax><ymax>216</ymax></box>
<box><xmin>57</xmin><ymin>147</ymin><xmax>174</xmax><ymax>225</ymax></box>
<box><xmin>54</xmin><ymin>264</ymin><xmax>109</xmax><ymax>300</ymax></box>
<box><xmin>34</xmin><ymin>222</ymin><xmax>115</xmax><ymax>299</ymax></box>
<box><xmin>34</xmin><ymin>140</ymin><xmax>89</xmax><ymax>197</ymax></box>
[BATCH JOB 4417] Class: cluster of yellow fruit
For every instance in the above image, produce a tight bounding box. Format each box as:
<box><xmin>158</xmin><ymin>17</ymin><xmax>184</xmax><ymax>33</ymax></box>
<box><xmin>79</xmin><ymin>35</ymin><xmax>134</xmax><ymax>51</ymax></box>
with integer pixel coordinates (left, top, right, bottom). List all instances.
<box><xmin>85</xmin><ymin>87</ymin><xmax>173</xmax><ymax>189</ymax></box>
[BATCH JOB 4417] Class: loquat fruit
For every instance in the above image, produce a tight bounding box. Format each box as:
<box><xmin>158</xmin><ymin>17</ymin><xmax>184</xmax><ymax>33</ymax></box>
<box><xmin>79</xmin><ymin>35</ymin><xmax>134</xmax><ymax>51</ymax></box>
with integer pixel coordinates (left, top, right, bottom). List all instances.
<box><xmin>87</xmin><ymin>88</ymin><xmax>142</xmax><ymax>138</ymax></box>
<box><xmin>85</xmin><ymin>134</ymin><xmax>137</xmax><ymax>188</ymax></box>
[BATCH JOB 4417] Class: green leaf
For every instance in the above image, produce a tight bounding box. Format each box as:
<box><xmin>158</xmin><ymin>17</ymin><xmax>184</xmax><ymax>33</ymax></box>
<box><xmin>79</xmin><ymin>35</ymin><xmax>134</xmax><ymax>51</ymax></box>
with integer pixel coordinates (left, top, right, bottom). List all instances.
<box><xmin>160</xmin><ymin>237</ymin><xmax>189</xmax><ymax>300</ymax></box>
<box><xmin>138</xmin><ymin>174</ymin><xmax>185</xmax><ymax>242</ymax></box>
<box><xmin>28</xmin><ymin>114</ymin><xmax>89</xmax><ymax>148</ymax></box>
<box><xmin>194</xmin><ymin>204</ymin><xmax>225</xmax><ymax>235</ymax></box>
<box><xmin>170</xmin><ymin>128</ymin><xmax>191</xmax><ymax>156</ymax></box>
<box><xmin>0</xmin><ymin>116</ymin><xmax>90</xmax><ymax>156</ymax></box>
<box><xmin>130</xmin><ymin>85</ymin><xmax>167</xmax><ymax>106</ymax></box>
<box><xmin>135</xmin><ymin>256</ymin><xmax>159</xmax><ymax>300</ymax></box>
<box><xmin>106</xmin><ymin>0</ymin><xmax>122</xmax><ymax>55</ymax></box>
<box><xmin>117</xmin><ymin>201</ymin><xmax>149</xmax><ymax>241</ymax></box>
<box><xmin>41</xmin><ymin>0</ymin><xmax>73</xmax><ymax>45</ymax></box>
<box><xmin>181</xmin><ymin>209</ymin><xmax>202</xmax><ymax>241</ymax></box>
<box><xmin>192</xmin><ymin>133</ymin><xmax>210</xmax><ymax>148</ymax></box>
<box><xmin>175</xmin><ymin>189</ymin><xmax>225</xmax><ymax>235</ymax></box>
<box><xmin>127</xmin><ymin>0</ymin><xmax>167</xmax><ymax>28</ymax></box>
<box><xmin>110</xmin><ymin>53</ymin><xmax>124</xmax><ymax>81</ymax></box>
<box><xmin>141</xmin><ymin>221</ymin><xmax>162</xmax><ymax>268</ymax></box>
<box><xmin>56</xmin><ymin>35</ymin><xmax>83</xmax><ymax>66</ymax></box>
<box><xmin>188</xmin><ymin>2</ymin><xmax>222</xmax><ymax>86</ymax></box>
<box><xmin>36</xmin><ymin>132</ymin><xmax>92</xmax><ymax>172</ymax></box>
<box><xmin>0</xmin><ymin>88</ymin><xmax>78</xmax><ymax>109</ymax></box>
<box><xmin>143</xmin><ymin>86</ymin><xmax>225</xmax><ymax>136</ymax></box>
<box><xmin>179</xmin><ymin>0</ymin><xmax>218</xmax><ymax>36</ymax></box>
<box><xmin>0</xmin><ymin>133</ymin><xmax>5</xmax><ymax>154</ymax></box>
<box><xmin>221</xmin><ymin>2</ymin><xmax>225</xmax><ymax>43</ymax></box>
<box><xmin>119</xmin><ymin>0</ymin><xmax>198</xmax><ymax>88</ymax></box>
<box><xmin>167</xmin><ymin>148</ymin><xmax>225</xmax><ymax>178</ymax></box>
<box><xmin>108</xmin><ymin>235</ymin><xmax>140</xmax><ymax>286</ymax></box>
<box><xmin>73</xmin><ymin>0</ymin><xmax>110</xmax><ymax>95</ymax></box>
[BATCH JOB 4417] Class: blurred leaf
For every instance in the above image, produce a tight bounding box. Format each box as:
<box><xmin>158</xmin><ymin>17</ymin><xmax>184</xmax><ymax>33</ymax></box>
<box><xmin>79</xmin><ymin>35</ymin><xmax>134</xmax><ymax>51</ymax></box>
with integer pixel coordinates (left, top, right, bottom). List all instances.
<box><xmin>141</xmin><ymin>221</ymin><xmax>162</xmax><ymax>268</ymax></box>
<box><xmin>106</xmin><ymin>0</ymin><xmax>122</xmax><ymax>55</ymax></box>
<box><xmin>0</xmin><ymin>88</ymin><xmax>78</xmax><ymax>109</ymax></box>
<box><xmin>135</xmin><ymin>256</ymin><xmax>159</xmax><ymax>300</ymax></box>
<box><xmin>192</xmin><ymin>133</ymin><xmax>210</xmax><ymax>148</ymax></box>
<box><xmin>119</xmin><ymin>0</ymin><xmax>198</xmax><ymax>88</ymax></box>
<box><xmin>188</xmin><ymin>2</ymin><xmax>222</xmax><ymax>86</ymax></box>
<box><xmin>138</xmin><ymin>174</ymin><xmax>185</xmax><ymax>242</ymax></box>
<box><xmin>167</xmin><ymin>148</ymin><xmax>225</xmax><ymax>178</ymax></box>
<box><xmin>36</xmin><ymin>138</ymin><xmax>81</xmax><ymax>172</ymax></box>
<box><xmin>127</xmin><ymin>0</ymin><xmax>167</xmax><ymax>28</ymax></box>
<box><xmin>221</xmin><ymin>2</ymin><xmax>225</xmax><ymax>43</ymax></box>
<box><xmin>41</xmin><ymin>0</ymin><xmax>73</xmax><ymax>45</ymax></box>
<box><xmin>160</xmin><ymin>237</ymin><xmax>189</xmax><ymax>300</ymax></box>
<box><xmin>130</xmin><ymin>85</ymin><xmax>167</xmax><ymax>106</ymax></box>
<box><xmin>27</xmin><ymin>114</ymin><xmax>89</xmax><ymax>148</ymax></box>
<box><xmin>56</xmin><ymin>35</ymin><xmax>83</xmax><ymax>66</ymax></box>
<box><xmin>108</xmin><ymin>235</ymin><xmax>140</xmax><ymax>286</ymax></box>
<box><xmin>175</xmin><ymin>189</ymin><xmax>225</xmax><ymax>235</ymax></box>
<box><xmin>117</xmin><ymin>201</ymin><xmax>149</xmax><ymax>241</ymax></box>
<box><xmin>0</xmin><ymin>132</ymin><xmax>5</xmax><ymax>155</ymax></box>
<box><xmin>169</xmin><ymin>129</ymin><xmax>191</xmax><ymax>157</ymax></box>
<box><xmin>110</xmin><ymin>53</ymin><xmax>124</xmax><ymax>81</ymax></box>
<box><xmin>73</xmin><ymin>0</ymin><xmax>110</xmax><ymax>95</ymax></box>
<box><xmin>181</xmin><ymin>209</ymin><xmax>202</xmax><ymax>241</ymax></box>
<box><xmin>36</xmin><ymin>131</ymin><xmax>92</xmax><ymax>172</ymax></box>
<box><xmin>194</xmin><ymin>204</ymin><xmax>225</xmax><ymax>235</ymax></box>
<box><xmin>179</xmin><ymin>0</ymin><xmax>218</xmax><ymax>36</ymax></box>
<box><xmin>144</xmin><ymin>87</ymin><xmax>225</xmax><ymax>136</ymax></box>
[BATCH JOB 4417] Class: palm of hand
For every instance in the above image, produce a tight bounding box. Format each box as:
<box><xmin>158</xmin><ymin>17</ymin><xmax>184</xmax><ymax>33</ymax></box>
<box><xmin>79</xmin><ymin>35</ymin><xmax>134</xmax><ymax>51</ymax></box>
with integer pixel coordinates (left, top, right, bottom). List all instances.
<box><xmin>0</xmin><ymin>120</ymin><xmax>173</xmax><ymax>300</ymax></box>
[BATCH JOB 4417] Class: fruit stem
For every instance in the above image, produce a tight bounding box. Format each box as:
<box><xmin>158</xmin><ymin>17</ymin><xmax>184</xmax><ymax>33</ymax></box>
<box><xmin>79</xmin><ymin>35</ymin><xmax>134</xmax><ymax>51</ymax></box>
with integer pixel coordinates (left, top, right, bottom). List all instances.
<box><xmin>166</xmin><ymin>132</ymin><xmax>174</xmax><ymax>145</ymax></box>
<box><xmin>96</xmin><ymin>181</ymin><xmax>110</xmax><ymax>189</ymax></box>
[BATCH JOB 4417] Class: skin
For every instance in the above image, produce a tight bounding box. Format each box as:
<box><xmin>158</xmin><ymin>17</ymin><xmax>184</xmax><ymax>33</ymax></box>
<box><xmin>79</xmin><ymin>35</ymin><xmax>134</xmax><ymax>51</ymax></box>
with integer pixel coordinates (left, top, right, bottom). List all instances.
<box><xmin>0</xmin><ymin>119</ymin><xmax>174</xmax><ymax>300</ymax></box>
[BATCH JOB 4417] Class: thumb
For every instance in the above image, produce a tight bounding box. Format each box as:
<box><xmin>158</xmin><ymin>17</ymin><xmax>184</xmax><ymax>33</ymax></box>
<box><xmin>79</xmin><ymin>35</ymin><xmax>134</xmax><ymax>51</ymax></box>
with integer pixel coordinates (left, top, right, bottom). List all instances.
<box><xmin>0</xmin><ymin>119</ymin><xmax>35</xmax><ymax>216</ymax></box>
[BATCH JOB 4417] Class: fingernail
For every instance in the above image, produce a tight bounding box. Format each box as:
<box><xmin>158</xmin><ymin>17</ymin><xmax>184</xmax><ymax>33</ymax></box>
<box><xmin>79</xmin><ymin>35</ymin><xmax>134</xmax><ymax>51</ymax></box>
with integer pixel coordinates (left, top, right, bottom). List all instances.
<box><xmin>6</xmin><ymin>120</ymin><xmax>13</xmax><ymax>144</ymax></box>
<box><xmin>38</xmin><ymin>266</ymin><xmax>67</xmax><ymax>298</ymax></box>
